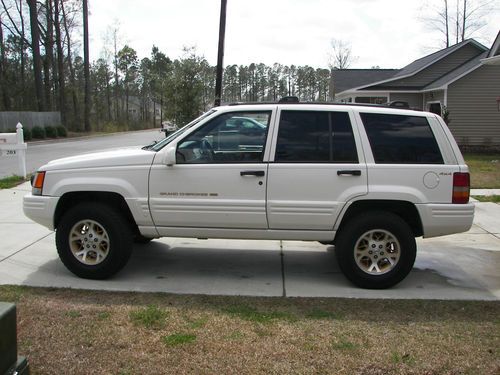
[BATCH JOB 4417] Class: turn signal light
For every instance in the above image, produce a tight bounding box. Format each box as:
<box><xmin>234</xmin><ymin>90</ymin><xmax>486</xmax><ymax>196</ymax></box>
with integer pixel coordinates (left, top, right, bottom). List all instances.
<box><xmin>32</xmin><ymin>171</ymin><xmax>46</xmax><ymax>196</ymax></box>
<box><xmin>452</xmin><ymin>172</ymin><xmax>470</xmax><ymax>204</ymax></box>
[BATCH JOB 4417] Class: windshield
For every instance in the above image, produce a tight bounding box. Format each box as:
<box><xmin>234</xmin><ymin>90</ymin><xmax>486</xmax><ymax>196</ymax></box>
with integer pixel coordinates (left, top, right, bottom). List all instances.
<box><xmin>149</xmin><ymin>109</ymin><xmax>217</xmax><ymax>151</ymax></box>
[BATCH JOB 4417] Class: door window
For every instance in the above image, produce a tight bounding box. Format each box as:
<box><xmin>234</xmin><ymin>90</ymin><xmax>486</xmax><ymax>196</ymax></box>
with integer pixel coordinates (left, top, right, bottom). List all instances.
<box><xmin>275</xmin><ymin>110</ymin><xmax>358</xmax><ymax>163</ymax></box>
<box><xmin>176</xmin><ymin>112</ymin><xmax>271</xmax><ymax>164</ymax></box>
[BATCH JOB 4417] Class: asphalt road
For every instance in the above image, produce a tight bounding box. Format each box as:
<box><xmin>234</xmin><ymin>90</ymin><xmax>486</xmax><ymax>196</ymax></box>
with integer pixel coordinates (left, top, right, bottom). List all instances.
<box><xmin>0</xmin><ymin>129</ymin><xmax>164</xmax><ymax>178</ymax></box>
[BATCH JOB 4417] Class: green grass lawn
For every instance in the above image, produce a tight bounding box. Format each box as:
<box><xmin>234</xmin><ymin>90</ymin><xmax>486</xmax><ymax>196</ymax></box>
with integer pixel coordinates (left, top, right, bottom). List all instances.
<box><xmin>464</xmin><ymin>153</ymin><xmax>500</xmax><ymax>189</ymax></box>
<box><xmin>0</xmin><ymin>175</ymin><xmax>26</xmax><ymax>189</ymax></box>
<box><xmin>2</xmin><ymin>286</ymin><xmax>499</xmax><ymax>375</ymax></box>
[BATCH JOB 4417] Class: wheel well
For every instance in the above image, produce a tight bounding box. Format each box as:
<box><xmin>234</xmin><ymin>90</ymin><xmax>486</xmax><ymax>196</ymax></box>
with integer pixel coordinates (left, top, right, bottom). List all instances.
<box><xmin>336</xmin><ymin>200</ymin><xmax>423</xmax><ymax>239</ymax></box>
<box><xmin>54</xmin><ymin>191</ymin><xmax>138</xmax><ymax>234</ymax></box>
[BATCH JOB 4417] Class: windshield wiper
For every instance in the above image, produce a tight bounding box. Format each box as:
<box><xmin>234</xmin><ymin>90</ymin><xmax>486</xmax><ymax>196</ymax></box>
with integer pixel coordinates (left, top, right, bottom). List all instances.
<box><xmin>141</xmin><ymin>140</ymin><xmax>158</xmax><ymax>150</ymax></box>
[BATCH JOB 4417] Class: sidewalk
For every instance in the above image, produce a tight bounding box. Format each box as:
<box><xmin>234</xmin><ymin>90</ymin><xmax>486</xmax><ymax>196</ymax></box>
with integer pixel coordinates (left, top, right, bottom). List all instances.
<box><xmin>471</xmin><ymin>189</ymin><xmax>500</xmax><ymax>196</ymax></box>
<box><xmin>0</xmin><ymin>182</ymin><xmax>499</xmax><ymax>300</ymax></box>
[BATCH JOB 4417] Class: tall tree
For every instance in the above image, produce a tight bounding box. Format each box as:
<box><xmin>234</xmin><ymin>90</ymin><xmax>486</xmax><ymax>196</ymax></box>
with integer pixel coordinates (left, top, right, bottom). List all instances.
<box><xmin>0</xmin><ymin>11</ymin><xmax>9</xmax><ymax>109</ymax></box>
<box><xmin>328</xmin><ymin>39</ymin><xmax>355</xmax><ymax>70</ymax></box>
<box><xmin>82</xmin><ymin>0</ymin><xmax>90</xmax><ymax>131</ymax></box>
<box><xmin>42</xmin><ymin>0</ymin><xmax>54</xmax><ymax>110</ymax></box>
<box><xmin>53</xmin><ymin>0</ymin><xmax>66</xmax><ymax>125</ymax></box>
<box><xmin>117</xmin><ymin>45</ymin><xmax>138</xmax><ymax>123</ymax></box>
<box><xmin>424</xmin><ymin>0</ymin><xmax>494</xmax><ymax>48</ymax></box>
<box><xmin>61</xmin><ymin>0</ymin><xmax>80</xmax><ymax>129</ymax></box>
<box><xmin>27</xmin><ymin>0</ymin><xmax>44</xmax><ymax>111</ymax></box>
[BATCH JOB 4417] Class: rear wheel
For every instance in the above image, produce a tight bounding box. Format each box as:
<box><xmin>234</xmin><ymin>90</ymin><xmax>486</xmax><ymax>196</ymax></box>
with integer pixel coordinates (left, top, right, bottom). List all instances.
<box><xmin>335</xmin><ymin>212</ymin><xmax>416</xmax><ymax>289</ymax></box>
<box><xmin>56</xmin><ymin>203</ymin><xmax>133</xmax><ymax>279</ymax></box>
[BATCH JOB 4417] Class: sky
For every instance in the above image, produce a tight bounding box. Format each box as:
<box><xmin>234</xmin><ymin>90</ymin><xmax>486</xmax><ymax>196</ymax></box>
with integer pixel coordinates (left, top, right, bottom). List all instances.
<box><xmin>88</xmin><ymin>0</ymin><xmax>500</xmax><ymax>69</ymax></box>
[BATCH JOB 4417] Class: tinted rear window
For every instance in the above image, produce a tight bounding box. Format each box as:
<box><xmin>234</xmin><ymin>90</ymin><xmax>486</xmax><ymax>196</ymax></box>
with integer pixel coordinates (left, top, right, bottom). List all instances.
<box><xmin>360</xmin><ymin>113</ymin><xmax>443</xmax><ymax>164</ymax></box>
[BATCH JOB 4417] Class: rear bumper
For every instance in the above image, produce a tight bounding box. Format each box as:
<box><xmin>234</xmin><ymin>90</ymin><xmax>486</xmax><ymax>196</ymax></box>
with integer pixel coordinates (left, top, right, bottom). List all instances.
<box><xmin>23</xmin><ymin>194</ymin><xmax>59</xmax><ymax>230</ymax></box>
<box><xmin>416</xmin><ymin>203</ymin><xmax>475</xmax><ymax>238</ymax></box>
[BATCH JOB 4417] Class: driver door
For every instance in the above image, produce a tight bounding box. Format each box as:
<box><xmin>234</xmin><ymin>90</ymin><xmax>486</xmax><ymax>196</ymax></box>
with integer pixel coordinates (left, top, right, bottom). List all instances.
<box><xmin>149</xmin><ymin>110</ymin><xmax>274</xmax><ymax>230</ymax></box>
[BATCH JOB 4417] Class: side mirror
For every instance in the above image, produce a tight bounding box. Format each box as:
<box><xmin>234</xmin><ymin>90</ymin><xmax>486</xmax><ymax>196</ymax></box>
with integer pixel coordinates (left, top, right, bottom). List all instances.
<box><xmin>164</xmin><ymin>146</ymin><xmax>176</xmax><ymax>166</ymax></box>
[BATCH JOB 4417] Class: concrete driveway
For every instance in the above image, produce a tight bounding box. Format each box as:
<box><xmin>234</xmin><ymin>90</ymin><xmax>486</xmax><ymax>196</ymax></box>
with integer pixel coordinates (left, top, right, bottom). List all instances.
<box><xmin>1</xmin><ymin>182</ymin><xmax>499</xmax><ymax>300</ymax></box>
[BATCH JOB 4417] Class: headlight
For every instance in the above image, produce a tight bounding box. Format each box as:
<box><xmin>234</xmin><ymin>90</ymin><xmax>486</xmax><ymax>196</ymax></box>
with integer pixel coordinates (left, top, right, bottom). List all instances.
<box><xmin>32</xmin><ymin>171</ymin><xmax>46</xmax><ymax>195</ymax></box>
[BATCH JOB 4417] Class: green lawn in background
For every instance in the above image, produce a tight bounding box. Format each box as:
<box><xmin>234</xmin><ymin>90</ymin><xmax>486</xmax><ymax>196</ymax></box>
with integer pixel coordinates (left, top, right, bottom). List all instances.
<box><xmin>464</xmin><ymin>153</ymin><xmax>500</xmax><ymax>189</ymax></box>
<box><xmin>0</xmin><ymin>175</ymin><xmax>25</xmax><ymax>189</ymax></box>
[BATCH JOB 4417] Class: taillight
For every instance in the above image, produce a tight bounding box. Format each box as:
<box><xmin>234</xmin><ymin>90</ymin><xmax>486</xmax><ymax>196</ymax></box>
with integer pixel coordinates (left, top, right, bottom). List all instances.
<box><xmin>32</xmin><ymin>171</ymin><xmax>46</xmax><ymax>196</ymax></box>
<box><xmin>452</xmin><ymin>172</ymin><xmax>470</xmax><ymax>204</ymax></box>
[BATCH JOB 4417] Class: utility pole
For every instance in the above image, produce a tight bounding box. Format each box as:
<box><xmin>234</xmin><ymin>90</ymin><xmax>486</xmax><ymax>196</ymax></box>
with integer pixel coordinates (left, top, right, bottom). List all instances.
<box><xmin>214</xmin><ymin>0</ymin><xmax>227</xmax><ymax>107</ymax></box>
<box><xmin>83</xmin><ymin>0</ymin><xmax>91</xmax><ymax>132</ymax></box>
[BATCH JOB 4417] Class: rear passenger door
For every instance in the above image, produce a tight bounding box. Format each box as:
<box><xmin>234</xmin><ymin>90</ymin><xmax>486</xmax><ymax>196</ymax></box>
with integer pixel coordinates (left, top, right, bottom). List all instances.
<box><xmin>266</xmin><ymin>108</ymin><xmax>368</xmax><ymax>230</ymax></box>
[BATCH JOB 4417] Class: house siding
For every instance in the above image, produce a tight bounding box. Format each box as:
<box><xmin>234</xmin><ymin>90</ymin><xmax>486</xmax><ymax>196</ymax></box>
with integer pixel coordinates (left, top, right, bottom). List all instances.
<box><xmin>368</xmin><ymin>43</ymin><xmax>484</xmax><ymax>89</ymax></box>
<box><xmin>447</xmin><ymin>65</ymin><xmax>500</xmax><ymax>146</ymax></box>
<box><xmin>389</xmin><ymin>93</ymin><xmax>423</xmax><ymax>109</ymax></box>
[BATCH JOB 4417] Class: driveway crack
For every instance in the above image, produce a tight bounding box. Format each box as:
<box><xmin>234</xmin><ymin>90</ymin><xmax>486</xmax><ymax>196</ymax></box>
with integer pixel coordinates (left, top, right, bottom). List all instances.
<box><xmin>280</xmin><ymin>240</ymin><xmax>286</xmax><ymax>297</ymax></box>
<box><xmin>0</xmin><ymin>232</ymin><xmax>53</xmax><ymax>263</ymax></box>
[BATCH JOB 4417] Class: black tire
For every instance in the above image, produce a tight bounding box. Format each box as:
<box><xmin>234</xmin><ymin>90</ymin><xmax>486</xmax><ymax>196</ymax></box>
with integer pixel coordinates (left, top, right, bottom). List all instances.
<box><xmin>55</xmin><ymin>202</ymin><xmax>133</xmax><ymax>279</ymax></box>
<box><xmin>335</xmin><ymin>212</ymin><xmax>416</xmax><ymax>289</ymax></box>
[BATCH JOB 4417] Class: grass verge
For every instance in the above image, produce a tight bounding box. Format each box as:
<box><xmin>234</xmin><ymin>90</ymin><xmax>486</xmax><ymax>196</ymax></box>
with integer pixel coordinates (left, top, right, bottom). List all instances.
<box><xmin>472</xmin><ymin>195</ymin><xmax>500</xmax><ymax>203</ymax></box>
<box><xmin>1</xmin><ymin>285</ymin><xmax>499</xmax><ymax>375</ymax></box>
<box><xmin>464</xmin><ymin>153</ymin><xmax>500</xmax><ymax>189</ymax></box>
<box><xmin>0</xmin><ymin>175</ymin><xmax>26</xmax><ymax>189</ymax></box>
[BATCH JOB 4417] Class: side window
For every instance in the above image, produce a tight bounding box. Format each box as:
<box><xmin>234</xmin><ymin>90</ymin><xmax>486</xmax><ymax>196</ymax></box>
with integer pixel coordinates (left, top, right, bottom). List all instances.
<box><xmin>360</xmin><ymin>113</ymin><xmax>444</xmax><ymax>164</ymax></box>
<box><xmin>176</xmin><ymin>112</ymin><xmax>270</xmax><ymax>164</ymax></box>
<box><xmin>275</xmin><ymin>110</ymin><xmax>358</xmax><ymax>163</ymax></box>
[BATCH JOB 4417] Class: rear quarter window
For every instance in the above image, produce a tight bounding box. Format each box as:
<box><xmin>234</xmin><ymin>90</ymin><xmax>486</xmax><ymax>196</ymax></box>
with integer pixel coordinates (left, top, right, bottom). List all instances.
<box><xmin>360</xmin><ymin>113</ymin><xmax>443</xmax><ymax>164</ymax></box>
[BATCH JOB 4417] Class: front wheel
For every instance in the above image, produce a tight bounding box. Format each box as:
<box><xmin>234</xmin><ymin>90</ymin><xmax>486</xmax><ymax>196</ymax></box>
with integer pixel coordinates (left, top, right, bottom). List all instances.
<box><xmin>335</xmin><ymin>212</ymin><xmax>416</xmax><ymax>289</ymax></box>
<box><xmin>56</xmin><ymin>203</ymin><xmax>133</xmax><ymax>279</ymax></box>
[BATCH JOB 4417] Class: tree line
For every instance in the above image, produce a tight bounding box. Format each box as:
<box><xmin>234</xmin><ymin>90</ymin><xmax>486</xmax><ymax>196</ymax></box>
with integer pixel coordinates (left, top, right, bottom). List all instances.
<box><xmin>0</xmin><ymin>0</ymin><xmax>333</xmax><ymax>131</ymax></box>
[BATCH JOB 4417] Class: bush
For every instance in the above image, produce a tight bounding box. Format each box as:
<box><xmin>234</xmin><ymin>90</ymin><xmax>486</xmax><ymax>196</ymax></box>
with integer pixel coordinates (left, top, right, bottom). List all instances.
<box><xmin>23</xmin><ymin>128</ymin><xmax>32</xmax><ymax>141</ymax></box>
<box><xmin>45</xmin><ymin>126</ymin><xmax>57</xmax><ymax>138</ymax></box>
<box><xmin>31</xmin><ymin>126</ymin><xmax>46</xmax><ymax>139</ymax></box>
<box><xmin>56</xmin><ymin>126</ymin><xmax>67</xmax><ymax>137</ymax></box>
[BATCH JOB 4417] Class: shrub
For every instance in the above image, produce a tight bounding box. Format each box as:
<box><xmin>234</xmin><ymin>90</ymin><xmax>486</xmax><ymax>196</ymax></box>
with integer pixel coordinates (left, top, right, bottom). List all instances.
<box><xmin>45</xmin><ymin>126</ymin><xmax>57</xmax><ymax>138</ymax></box>
<box><xmin>56</xmin><ymin>126</ymin><xmax>67</xmax><ymax>137</ymax></box>
<box><xmin>31</xmin><ymin>126</ymin><xmax>46</xmax><ymax>139</ymax></box>
<box><xmin>23</xmin><ymin>128</ymin><xmax>32</xmax><ymax>141</ymax></box>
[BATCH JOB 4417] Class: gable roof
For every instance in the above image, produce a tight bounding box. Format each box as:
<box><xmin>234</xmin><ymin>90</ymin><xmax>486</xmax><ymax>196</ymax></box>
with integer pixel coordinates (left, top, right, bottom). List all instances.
<box><xmin>335</xmin><ymin>38</ymin><xmax>490</xmax><ymax>96</ymax></box>
<box><xmin>424</xmin><ymin>51</ymin><xmax>487</xmax><ymax>90</ymax></box>
<box><xmin>390</xmin><ymin>39</ymin><xmax>486</xmax><ymax>80</ymax></box>
<box><xmin>333</xmin><ymin>69</ymin><xmax>399</xmax><ymax>93</ymax></box>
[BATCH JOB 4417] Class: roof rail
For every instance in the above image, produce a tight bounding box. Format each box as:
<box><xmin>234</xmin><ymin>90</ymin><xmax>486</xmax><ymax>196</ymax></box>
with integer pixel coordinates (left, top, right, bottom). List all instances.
<box><xmin>278</xmin><ymin>96</ymin><xmax>300</xmax><ymax>103</ymax></box>
<box><xmin>225</xmin><ymin>98</ymin><xmax>418</xmax><ymax>110</ymax></box>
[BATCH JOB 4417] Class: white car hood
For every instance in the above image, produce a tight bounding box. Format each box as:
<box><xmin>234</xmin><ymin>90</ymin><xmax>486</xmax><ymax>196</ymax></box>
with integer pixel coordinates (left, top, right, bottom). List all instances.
<box><xmin>41</xmin><ymin>147</ymin><xmax>156</xmax><ymax>171</ymax></box>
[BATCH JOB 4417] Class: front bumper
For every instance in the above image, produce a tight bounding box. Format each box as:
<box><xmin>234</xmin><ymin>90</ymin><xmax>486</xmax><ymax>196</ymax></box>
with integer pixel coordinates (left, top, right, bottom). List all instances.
<box><xmin>416</xmin><ymin>202</ymin><xmax>475</xmax><ymax>238</ymax></box>
<box><xmin>23</xmin><ymin>193</ymin><xmax>59</xmax><ymax>230</ymax></box>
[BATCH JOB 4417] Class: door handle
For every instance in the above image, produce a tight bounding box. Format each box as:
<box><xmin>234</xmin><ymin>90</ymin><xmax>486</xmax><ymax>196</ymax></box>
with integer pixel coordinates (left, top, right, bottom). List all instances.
<box><xmin>337</xmin><ymin>170</ymin><xmax>362</xmax><ymax>176</ymax></box>
<box><xmin>240</xmin><ymin>170</ymin><xmax>265</xmax><ymax>177</ymax></box>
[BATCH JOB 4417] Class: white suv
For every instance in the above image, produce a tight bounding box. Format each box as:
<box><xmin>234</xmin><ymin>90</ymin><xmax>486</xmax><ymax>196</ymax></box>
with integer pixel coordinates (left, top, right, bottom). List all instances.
<box><xmin>23</xmin><ymin>99</ymin><xmax>474</xmax><ymax>288</ymax></box>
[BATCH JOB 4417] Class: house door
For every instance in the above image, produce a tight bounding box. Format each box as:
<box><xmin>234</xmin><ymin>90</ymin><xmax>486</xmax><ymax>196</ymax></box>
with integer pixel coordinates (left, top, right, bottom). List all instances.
<box><xmin>428</xmin><ymin>102</ymin><xmax>442</xmax><ymax>115</ymax></box>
